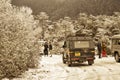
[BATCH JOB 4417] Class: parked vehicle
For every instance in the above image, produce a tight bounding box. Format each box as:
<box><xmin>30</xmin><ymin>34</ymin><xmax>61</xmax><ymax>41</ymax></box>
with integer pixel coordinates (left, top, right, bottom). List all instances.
<box><xmin>111</xmin><ymin>34</ymin><xmax>120</xmax><ymax>62</ymax></box>
<box><xmin>62</xmin><ymin>35</ymin><xmax>95</xmax><ymax>66</ymax></box>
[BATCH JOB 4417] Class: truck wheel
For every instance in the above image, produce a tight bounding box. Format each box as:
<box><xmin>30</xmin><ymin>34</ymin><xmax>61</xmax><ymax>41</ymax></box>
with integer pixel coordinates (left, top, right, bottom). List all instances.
<box><xmin>63</xmin><ymin>59</ymin><xmax>66</xmax><ymax>64</ymax></box>
<box><xmin>68</xmin><ymin>61</ymin><xmax>72</xmax><ymax>67</ymax></box>
<box><xmin>88</xmin><ymin>60</ymin><xmax>94</xmax><ymax>65</ymax></box>
<box><xmin>62</xmin><ymin>53</ymin><xmax>66</xmax><ymax>64</ymax></box>
<box><xmin>115</xmin><ymin>53</ymin><xmax>120</xmax><ymax>62</ymax></box>
<box><xmin>67</xmin><ymin>57</ymin><xmax>72</xmax><ymax>67</ymax></box>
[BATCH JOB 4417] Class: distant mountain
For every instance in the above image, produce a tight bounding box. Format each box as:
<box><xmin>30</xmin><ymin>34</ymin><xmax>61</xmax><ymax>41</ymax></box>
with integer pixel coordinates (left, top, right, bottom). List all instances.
<box><xmin>11</xmin><ymin>0</ymin><xmax>120</xmax><ymax>20</ymax></box>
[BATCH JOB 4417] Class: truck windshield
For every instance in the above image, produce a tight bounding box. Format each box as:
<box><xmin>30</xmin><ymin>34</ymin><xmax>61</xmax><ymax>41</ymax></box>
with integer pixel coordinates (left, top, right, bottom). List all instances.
<box><xmin>73</xmin><ymin>41</ymin><xmax>90</xmax><ymax>48</ymax></box>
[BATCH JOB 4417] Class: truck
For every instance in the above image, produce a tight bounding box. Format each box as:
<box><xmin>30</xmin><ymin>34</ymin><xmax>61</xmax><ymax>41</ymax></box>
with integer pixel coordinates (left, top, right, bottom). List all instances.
<box><xmin>111</xmin><ymin>34</ymin><xmax>120</xmax><ymax>62</ymax></box>
<box><xmin>62</xmin><ymin>34</ymin><xmax>95</xmax><ymax>66</ymax></box>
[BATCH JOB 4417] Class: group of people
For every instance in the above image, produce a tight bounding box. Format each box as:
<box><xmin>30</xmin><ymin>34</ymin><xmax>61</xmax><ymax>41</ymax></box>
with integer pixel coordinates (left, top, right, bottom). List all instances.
<box><xmin>97</xmin><ymin>40</ymin><xmax>107</xmax><ymax>58</ymax></box>
<box><xmin>43</xmin><ymin>42</ymin><xmax>53</xmax><ymax>57</ymax></box>
<box><xmin>43</xmin><ymin>39</ymin><xmax>107</xmax><ymax>58</ymax></box>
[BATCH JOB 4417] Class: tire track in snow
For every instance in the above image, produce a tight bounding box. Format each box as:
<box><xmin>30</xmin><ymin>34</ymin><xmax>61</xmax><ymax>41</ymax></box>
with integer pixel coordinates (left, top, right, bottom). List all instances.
<box><xmin>86</xmin><ymin>57</ymin><xmax>120</xmax><ymax>80</ymax></box>
<box><xmin>40</xmin><ymin>55</ymin><xmax>120</xmax><ymax>80</ymax></box>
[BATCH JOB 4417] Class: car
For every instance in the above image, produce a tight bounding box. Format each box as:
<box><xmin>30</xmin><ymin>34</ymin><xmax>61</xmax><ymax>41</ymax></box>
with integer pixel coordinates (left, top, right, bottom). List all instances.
<box><xmin>111</xmin><ymin>34</ymin><xmax>120</xmax><ymax>62</ymax></box>
<box><xmin>62</xmin><ymin>35</ymin><xmax>95</xmax><ymax>66</ymax></box>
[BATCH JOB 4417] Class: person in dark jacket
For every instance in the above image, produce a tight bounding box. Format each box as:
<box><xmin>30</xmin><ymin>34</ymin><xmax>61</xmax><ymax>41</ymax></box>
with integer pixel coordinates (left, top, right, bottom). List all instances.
<box><xmin>49</xmin><ymin>42</ymin><xmax>53</xmax><ymax>57</ymax></box>
<box><xmin>97</xmin><ymin>40</ymin><xmax>102</xmax><ymax>58</ymax></box>
<box><xmin>44</xmin><ymin>42</ymin><xmax>49</xmax><ymax>56</ymax></box>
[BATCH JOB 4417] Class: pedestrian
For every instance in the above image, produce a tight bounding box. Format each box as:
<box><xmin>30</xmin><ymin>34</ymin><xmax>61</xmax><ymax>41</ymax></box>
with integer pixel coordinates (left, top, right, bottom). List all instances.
<box><xmin>44</xmin><ymin>42</ymin><xmax>49</xmax><ymax>56</ymax></box>
<box><xmin>102</xmin><ymin>42</ymin><xmax>107</xmax><ymax>57</ymax></box>
<box><xmin>49</xmin><ymin>42</ymin><xmax>53</xmax><ymax>57</ymax></box>
<box><xmin>97</xmin><ymin>40</ymin><xmax>102</xmax><ymax>58</ymax></box>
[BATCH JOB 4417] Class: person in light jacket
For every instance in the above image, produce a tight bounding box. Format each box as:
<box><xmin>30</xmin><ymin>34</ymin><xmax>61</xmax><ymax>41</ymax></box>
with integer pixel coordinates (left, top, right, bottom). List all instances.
<box><xmin>49</xmin><ymin>42</ymin><xmax>53</xmax><ymax>57</ymax></box>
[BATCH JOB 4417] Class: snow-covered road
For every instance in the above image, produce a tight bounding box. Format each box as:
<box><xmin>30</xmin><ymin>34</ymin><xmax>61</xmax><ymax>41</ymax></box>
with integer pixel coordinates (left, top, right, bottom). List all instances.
<box><xmin>40</xmin><ymin>55</ymin><xmax>120</xmax><ymax>80</ymax></box>
<box><xmin>5</xmin><ymin>55</ymin><xmax>120</xmax><ymax>80</ymax></box>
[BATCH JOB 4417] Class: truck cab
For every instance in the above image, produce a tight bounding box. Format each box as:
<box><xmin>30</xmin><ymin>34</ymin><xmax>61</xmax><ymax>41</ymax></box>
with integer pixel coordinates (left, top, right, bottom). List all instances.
<box><xmin>62</xmin><ymin>35</ymin><xmax>95</xmax><ymax>66</ymax></box>
<box><xmin>111</xmin><ymin>34</ymin><xmax>120</xmax><ymax>62</ymax></box>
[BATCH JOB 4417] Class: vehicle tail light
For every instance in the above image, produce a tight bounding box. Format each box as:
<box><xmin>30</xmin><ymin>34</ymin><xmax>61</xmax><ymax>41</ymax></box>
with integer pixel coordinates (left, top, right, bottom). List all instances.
<box><xmin>91</xmin><ymin>50</ymin><xmax>95</xmax><ymax>53</ymax></box>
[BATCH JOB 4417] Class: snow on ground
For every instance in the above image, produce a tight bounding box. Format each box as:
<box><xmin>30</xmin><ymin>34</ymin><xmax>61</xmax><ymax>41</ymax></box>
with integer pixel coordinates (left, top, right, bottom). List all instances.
<box><xmin>3</xmin><ymin>55</ymin><xmax>120</xmax><ymax>80</ymax></box>
<box><xmin>39</xmin><ymin>55</ymin><xmax>120</xmax><ymax>80</ymax></box>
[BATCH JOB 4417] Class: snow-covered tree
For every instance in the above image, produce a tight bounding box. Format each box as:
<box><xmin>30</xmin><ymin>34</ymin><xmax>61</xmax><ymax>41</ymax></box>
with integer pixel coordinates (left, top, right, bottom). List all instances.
<box><xmin>60</xmin><ymin>17</ymin><xmax>75</xmax><ymax>37</ymax></box>
<box><xmin>0</xmin><ymin>0</ymin><xmax>40</xmax><ymax>79</ymax></box>
<box><xmin>35</xmin><ymin>12</ymin><xmax>49</xmax><ymax>39</ymax></box>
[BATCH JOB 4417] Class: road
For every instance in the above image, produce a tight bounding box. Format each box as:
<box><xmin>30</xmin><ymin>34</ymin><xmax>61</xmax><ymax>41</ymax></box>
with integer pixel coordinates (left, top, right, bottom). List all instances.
<box><xmin>5</xmin><ymin>55</ymin><xmax>120</xmax><ymax>80</ymax></box>
<box><xmin>40</xmin><ymin>55</ymin><xmax>120</xmax><ymax>80</ymax></box>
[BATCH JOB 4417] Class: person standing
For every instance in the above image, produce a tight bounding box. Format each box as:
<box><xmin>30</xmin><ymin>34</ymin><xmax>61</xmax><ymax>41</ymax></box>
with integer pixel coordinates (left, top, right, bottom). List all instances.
<box><xmin>97</xmin><ymin>40</ymin><xmax>102</xmax><ymax>58</ymax></box>
<box><xmin>102</xmin><ymin>42</ymin><xmax>107</xmax><ymax>57</ymax></box>
<box><xmin>49</xmin><ymin>42</ymin><xmax>53</xmax><ymax>57</ymax></box>
<box><xmin>44</xmin><ymin>42</ymin><xmax>49</xmax><ymax>56</ymax></box>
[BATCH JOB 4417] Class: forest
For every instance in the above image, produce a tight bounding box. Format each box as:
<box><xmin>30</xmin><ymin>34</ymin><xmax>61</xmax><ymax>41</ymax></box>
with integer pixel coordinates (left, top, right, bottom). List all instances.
<box><xmin>12</xmin><ymin>0</ymin><xmax>120</xmax><ymax>20</ymax></box>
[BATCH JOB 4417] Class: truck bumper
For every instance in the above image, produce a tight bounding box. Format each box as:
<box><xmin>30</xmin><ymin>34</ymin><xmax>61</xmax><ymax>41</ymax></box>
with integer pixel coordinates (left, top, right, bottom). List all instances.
<box><xmin>71</xmin><ymin>57</ymin><xmax>95</xmax><ymax>61</ymax></box>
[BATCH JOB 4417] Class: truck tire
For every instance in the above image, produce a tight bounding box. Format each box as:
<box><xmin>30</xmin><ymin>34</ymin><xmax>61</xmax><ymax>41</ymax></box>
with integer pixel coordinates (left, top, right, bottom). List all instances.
<box><xmin>115</xmin><ymin>53</ymin><xmax>120</xmax><ymax>62</ymax></box>
<box><xmin>62</xmin><ymin>53</ymin><xmax>66</xmax><ymax>64</ymax></box>
<box><xmin>88</xmin><ymin>60</ymin><xmax>94</xmax><ymax>65</ymax></box>
<box><xmin>63</xmin><ymin>58</ymin><xmax>66</xmax><ymax>64</ymax></box>
<box><xmin>68</xmin><ymin>62</ymin><xmax>72</xmax><ymax>67</ymax></box>
<box><xmin>67</xmin><ymin>57</ymin><xmax>72</xmax><ymax>67</ymax></box>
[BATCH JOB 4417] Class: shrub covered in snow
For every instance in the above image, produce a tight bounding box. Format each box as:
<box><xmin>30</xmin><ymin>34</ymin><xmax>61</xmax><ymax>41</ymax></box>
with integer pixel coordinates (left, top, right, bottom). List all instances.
<box><xmin>0</xmin><ymin>0</ymin><xmax>40</xmax><ymax>79</ymax></box>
